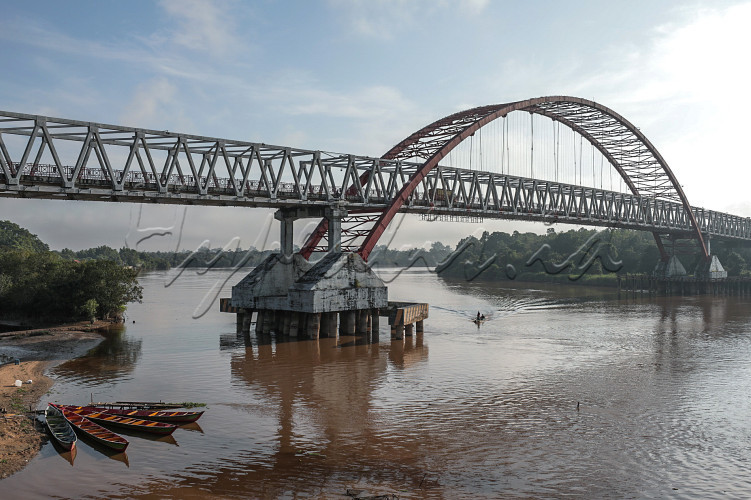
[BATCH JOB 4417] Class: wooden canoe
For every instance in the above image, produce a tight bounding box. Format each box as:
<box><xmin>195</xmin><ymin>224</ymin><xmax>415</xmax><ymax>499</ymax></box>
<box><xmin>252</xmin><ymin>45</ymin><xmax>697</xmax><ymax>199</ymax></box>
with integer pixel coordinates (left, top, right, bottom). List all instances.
<box><xmin>58</xmin><ymin>405</ymin><xmax>177</xmax><ymax>435</ymax></box>
<box><xmin>53</xmin><ymin>404</ymin><xmax>129</xmax><ymax>451</ymax></box>
<box><xmin>93</xmin><ymin>401</ymin><xmax>188</xmax><ymax>410</ymax></box>
<box><xmin>85</xmin><ymin>405</ymin><xmax>204</xmax><ymax>424</ymax></box>
<box><xmin>45</xmin><ymin>404</ymin><xmax>77</xmax><ymax>451</ymax></box>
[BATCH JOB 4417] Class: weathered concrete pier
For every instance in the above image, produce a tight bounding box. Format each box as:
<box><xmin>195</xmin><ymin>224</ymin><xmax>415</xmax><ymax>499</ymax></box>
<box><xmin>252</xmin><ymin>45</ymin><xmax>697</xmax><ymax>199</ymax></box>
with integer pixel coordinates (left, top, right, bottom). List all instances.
<box><xmin>220</xmin><ymin>205</ymin><xmax>428</xmax><ymax>341</ymax></box>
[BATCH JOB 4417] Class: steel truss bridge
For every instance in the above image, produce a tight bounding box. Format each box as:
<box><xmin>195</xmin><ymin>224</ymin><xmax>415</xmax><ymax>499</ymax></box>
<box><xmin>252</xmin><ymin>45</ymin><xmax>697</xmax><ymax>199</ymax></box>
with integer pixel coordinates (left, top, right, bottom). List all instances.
<box><xmin>1</xmin><ymin>96</ymin><xmax>749</xmax><ymax>261</ymax></box>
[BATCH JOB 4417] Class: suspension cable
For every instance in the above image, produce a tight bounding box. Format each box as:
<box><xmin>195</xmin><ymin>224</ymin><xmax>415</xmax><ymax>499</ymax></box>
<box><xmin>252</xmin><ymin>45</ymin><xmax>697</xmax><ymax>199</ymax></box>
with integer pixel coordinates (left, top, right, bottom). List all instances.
<box><xmin>530</xmin><ymin>112</ymin><xmax>534</xmax><ymax>178</ymax></box>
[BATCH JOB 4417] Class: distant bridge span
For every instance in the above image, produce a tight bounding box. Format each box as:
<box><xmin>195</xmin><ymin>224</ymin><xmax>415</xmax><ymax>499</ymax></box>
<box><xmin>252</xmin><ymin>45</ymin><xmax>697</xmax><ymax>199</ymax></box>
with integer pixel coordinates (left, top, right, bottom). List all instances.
<box><xmin>0</xmin><ymin>99</ymin><xmax>749</xmax><ymax>260</ymax></box>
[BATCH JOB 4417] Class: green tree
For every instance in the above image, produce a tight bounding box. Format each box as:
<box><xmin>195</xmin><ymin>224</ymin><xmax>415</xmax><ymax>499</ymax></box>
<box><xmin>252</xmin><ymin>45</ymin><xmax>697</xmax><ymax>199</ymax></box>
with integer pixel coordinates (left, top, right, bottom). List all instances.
<box><xmin>0</xmin><ymin>220</ymin><xmax>49</xmax><ymax>253</ymax></box>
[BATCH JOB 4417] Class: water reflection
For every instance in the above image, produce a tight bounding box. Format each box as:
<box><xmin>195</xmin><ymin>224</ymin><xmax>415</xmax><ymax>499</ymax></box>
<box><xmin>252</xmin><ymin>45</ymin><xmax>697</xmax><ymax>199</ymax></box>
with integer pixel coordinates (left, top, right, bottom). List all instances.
<box><xmin>52</xmin><ymin>326</ymin><xmax>142</xmax><ymax>384</ymax></box>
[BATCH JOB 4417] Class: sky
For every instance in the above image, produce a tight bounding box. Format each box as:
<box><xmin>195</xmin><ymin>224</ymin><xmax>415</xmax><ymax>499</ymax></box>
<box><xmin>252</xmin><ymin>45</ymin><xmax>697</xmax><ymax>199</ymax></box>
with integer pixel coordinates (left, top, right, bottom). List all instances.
<box><xmin>1</xmin><ymin>0</ymin><xmax>750</xmax><ymax>253</ymax></box>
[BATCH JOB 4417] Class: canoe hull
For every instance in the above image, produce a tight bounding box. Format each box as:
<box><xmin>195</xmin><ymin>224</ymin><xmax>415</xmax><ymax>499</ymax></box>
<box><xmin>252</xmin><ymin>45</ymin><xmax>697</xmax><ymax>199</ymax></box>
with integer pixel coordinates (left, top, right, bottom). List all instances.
<box><xmin>45</xmin><ymin>405</ymin><xmax>77</xmax><ymax>451</ymax></box>
<box><xmin>52</xmin><ymin>404</ymin><xmax>129</xmax><ymax>452</ymax></box>
<box><xmin>59</xmin><ymin>405</ymin><xmax>177</xmax><ymax>435</ymax></box>
<box><xmin>86</xmin><ymin>406</ymin><xmax>204</xmax><ymax>424</ymax></box>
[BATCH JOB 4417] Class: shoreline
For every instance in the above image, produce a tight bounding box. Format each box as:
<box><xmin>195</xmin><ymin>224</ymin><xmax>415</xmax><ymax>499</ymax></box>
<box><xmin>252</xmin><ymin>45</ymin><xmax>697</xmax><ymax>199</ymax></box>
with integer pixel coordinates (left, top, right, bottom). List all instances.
<box><xmin>0</xmin><ymin>320</ymin><xmax>112</xmax><ymax>479</ymax></box>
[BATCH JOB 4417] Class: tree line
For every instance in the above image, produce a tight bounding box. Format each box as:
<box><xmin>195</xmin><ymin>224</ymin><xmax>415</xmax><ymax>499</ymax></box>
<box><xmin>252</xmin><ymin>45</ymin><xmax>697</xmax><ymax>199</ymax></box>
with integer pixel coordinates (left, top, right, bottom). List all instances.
<box><xmin>0</xmin><ymin>221</ymin><xmax>142</xmax><ymax>323</ymax></box>
<box><xmin>368</xmin><ymin>227</ymin><xmax>751</xmax><ymax>285</ymax></box>
<box><xmin>5</xmin><ymin>218</ymin><xmax>751</xmax><ymax>324</ymax></box>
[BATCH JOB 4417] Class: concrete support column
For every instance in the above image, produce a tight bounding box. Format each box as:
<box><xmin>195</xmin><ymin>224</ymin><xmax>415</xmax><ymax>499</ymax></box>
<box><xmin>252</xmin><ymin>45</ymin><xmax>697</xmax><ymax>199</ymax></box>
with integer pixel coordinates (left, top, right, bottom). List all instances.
<box><xmin>307</xmin><ymin>313</ymin><xmax>321</xmax><ymax>339</ymax></box>
<box><xmin>325</xmin><ymin>205</ymin><xmax>348</xmax><ymax>253</ymax></box>
<box><xmin>279</xmin><ymin>217</ymin><xmax>295</xmax><ymax>256</ymax></box>
<box><xmin>236</xmin><ymin>312</ymin><xmax>245</xmax><ymax>334</ymax></box>
<box><xmin>282</xmin><ymin>313</ymin><xmax>291</xmax><ymax>336</ymax></box>
<box><xmin>255</xmin><ymin>310</ymin><xmax>265</xmax><ymax>335</ymax></box>
<box><xmin>242</xmin><ymin>310</ymin><xmax>252</xmax><ymax>335</ymax></box>
<box><xmin>320</xmin><ymin>313</ymin><xmax>330</xmax><ymax>338</ymax></box>
<box><xmin>371</xmin><ymin>310</ymin><xmax>380</xmax><ymax>341</ymax></box>
<box><xmin>405</xmin><ymin>323</ymin><xmax>414</xmax><ymax>337</ymax></box>
<box><xmin>325</xmin><ymin>312</ymin><xmax>338</xmax><ymax>338</ymax></box>
<box><xmin>343</xmin><ymin>310</ymin><xmax>356</xmax><ymax>336</ymax></box>
<box><xmin>392</xmin><ymin>323</ymin><xmax>404</xmax><ymax>340</ymax></box>
<box><xmin>298</xmin><ymin>314</ymin><xmax>309</xmax><ymax>339</ymax></box>
<box><xmin>261</xmin><ymin>310</ymin><xmax>273</xmax><ymax>334</ymax></box>
<box><xmin>416</xmin><ymin>320</ymin><xmax>423</xmax><ymax>333</ymax></box>
<box><xmin>275</xmin><ymin>312</ymin><xmax>284</xmax><ymax>334</ymax></box>
<box><xmin>356</xmin><ymin>309</ymin><xmax>368</xmax><ymax>336</ymax></box>
<box><xmin>289</xmin><ymin>312</ymin><xmax>299</xmax><ymax>337</ymax></box>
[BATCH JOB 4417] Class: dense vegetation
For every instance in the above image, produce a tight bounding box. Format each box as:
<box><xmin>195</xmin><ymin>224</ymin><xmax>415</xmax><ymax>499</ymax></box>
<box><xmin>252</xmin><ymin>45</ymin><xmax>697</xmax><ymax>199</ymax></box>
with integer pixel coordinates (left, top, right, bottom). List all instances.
<box><xmin>55</xmin><ymin>245</ymin><xmax>274</xmax><ymax>270</ymax></box>
<box><xmin>4</xmin><ymin>218</ymin><xmax>751</xmax><ymax>324</ymax></box>
<box><xmin>368</xmin><ymin>227</ymin><xmax>751</xmax><ymax>285</ymax></box>
<box><xmin>0</xmin><ymin>222</ymin><xmax>142</xmax><ymax>322</ymax></box>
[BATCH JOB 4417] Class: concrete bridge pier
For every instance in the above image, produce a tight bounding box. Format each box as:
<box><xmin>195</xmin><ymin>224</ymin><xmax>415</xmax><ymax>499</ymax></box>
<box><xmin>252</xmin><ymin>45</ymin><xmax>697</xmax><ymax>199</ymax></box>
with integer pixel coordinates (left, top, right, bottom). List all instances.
<box><xmin>225</xmin><ymin>206</ymin><xmax>436</xmax><ymax>345</ymax></box>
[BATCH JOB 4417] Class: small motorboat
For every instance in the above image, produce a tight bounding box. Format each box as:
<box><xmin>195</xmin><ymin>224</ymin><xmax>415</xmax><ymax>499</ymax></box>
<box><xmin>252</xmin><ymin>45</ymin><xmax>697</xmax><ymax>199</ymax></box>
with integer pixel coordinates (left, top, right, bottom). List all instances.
<box><xmin>52</xmin><ymin>404</ymin><xmax>129</xmax><ymax>452</ymax></box>
<box><xmin>83</xmin><ymin>405</ymin><xmax>204</xmax><ymax>424</ymax></box>
<box><xmin>56</xmin><ymin>405</ymin><xmax>177</xmax><ymax>435</ymax></box>
<box><xmin>45</xmin><ymin>405</ymin><xmax>77</xmax><ymax>451</ymax></box>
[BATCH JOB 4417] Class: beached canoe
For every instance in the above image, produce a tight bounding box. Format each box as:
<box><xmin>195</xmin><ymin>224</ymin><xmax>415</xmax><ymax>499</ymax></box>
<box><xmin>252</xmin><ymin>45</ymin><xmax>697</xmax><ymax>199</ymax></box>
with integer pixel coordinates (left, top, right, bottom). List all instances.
<box><xmin>52</xmin><ymin>404</ymin><xmax>129</xmax><ymax>451</ymax></box>
<box><xmin>84</xmin><ymin>405</ymin><xmax>204</xmax><ymax>424</ymax></box>
<box><xmin>45</xmin><ymin>405</ymin><xmax>77</xmax><ymax>451</ymax></box>
<box><xmin>58</xmin><ymin>405</ymin><xmax>177</xmax><ymax>435</ymax></box>
<box><xmin>93</xmin><ymin>401</ymin><xmax>188</xmax><ymax>410</ymax></box>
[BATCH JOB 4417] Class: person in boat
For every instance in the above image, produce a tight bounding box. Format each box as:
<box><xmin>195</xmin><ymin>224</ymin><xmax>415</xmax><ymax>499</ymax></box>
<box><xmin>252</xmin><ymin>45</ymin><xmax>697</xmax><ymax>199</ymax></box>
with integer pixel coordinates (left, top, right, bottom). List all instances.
<box><xmin>480</xmin><ymin>314</ymin><xmax>485</xmax><ymax>321</ymax></box>
<box><xmin>477</xmin><ymin>311</ymin><xmax>481</xmax><ymax>321</ymax></box>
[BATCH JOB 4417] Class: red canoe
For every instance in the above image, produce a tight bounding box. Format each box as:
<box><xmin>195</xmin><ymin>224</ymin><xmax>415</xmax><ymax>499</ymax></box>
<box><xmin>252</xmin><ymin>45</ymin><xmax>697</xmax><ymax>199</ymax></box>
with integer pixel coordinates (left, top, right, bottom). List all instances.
<box><xmin>53</xmin><ymin>404</ymin><xmax>129</xmax><ymax>451</ymax></box>
<box><xmin>84</xmin><ymin>405</ymin><xmax>204</xmax><ymax>424</ymax></box>
<box><xmin>57</xmin><ymin>405</ymin><xmax>177</xmax><ymax>435</ymax></box>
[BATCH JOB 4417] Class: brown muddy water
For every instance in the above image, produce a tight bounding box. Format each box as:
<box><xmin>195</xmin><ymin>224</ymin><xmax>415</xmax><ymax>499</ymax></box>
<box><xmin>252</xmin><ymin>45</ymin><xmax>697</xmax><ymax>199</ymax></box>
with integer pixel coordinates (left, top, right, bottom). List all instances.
<box><xmin>1</xmin><ymin>268</ymin><xmax>750</xmax><ymax>499</ymax></box>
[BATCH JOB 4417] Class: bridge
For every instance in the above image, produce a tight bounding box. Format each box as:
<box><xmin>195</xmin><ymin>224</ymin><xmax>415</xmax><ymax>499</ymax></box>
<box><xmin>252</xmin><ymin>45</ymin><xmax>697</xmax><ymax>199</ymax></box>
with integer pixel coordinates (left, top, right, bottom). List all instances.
<box><xmin>0</xmin><ymin>97</ymin><xmax>748</xmax><ymax>266</ymax></box>
<box><xmin>4</xmin><ymin>96</ymin><xmax>746</xmax><ymax>339</ymax></box>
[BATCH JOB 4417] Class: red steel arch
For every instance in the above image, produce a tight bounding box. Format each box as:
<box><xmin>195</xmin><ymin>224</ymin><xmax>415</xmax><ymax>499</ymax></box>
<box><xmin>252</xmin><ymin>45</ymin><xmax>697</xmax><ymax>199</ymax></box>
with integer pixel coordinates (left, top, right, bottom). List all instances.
<box><xmin>301</xmin><ymin>96</ymin><xmax>708</xmax><ymax>262</ymax></box>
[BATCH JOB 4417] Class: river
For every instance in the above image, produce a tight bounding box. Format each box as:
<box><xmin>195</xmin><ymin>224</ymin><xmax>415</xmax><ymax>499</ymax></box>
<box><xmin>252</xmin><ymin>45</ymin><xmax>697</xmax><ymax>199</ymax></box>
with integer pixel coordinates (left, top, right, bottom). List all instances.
<box><xmin>1</xmin><ymin>267</ymin><xmax>750</xmax><ymax>499</ymax></box>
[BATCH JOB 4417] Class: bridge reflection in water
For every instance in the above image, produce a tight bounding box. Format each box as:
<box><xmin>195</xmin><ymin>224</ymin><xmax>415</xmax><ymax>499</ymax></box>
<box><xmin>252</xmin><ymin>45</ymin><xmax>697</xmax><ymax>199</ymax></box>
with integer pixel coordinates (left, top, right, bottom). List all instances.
<box><xmin>217</xmin><ymin>331</ymin><xmax>429</xmax><ymax>496</ymax></box>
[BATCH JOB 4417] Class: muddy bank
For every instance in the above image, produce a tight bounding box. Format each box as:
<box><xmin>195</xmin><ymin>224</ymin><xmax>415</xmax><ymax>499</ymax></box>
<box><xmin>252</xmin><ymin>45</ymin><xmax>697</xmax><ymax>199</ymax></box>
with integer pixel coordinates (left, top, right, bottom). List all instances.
<box><xmin>0</xmin><ymin>321</ymin><xmax>110</xmax><ymax>479</ymax></box>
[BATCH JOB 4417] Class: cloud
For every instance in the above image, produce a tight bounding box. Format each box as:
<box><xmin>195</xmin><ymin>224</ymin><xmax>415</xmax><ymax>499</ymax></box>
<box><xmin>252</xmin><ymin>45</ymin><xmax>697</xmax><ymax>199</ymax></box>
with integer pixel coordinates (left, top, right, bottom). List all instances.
<box><xmin>623</xmin><ymin>3</ymin><xmax>751</xmax><ymax>214</ymax></box>
<box><xmin>472</xmin><ymin>3</ymin><xmax>751</xmax><ymax>216</ymax></box>
<box><xmin>119</xmin><ymin>77</ymin><xmax>191</xmax><ymax>130</ymax></box>
<box><xmin>158</xmin><ymin>0</ymin><xmax>243</xmax><ymax>55</ymax></box>
<box><xmin>327</xmin><ymin>0</ymin><xmax>490</xmax><ymax>38</ymax></box>
<box><xmin>269</xmin><ymin>81</ymin><xmax>426</xmax><ymax>154</ymax></box>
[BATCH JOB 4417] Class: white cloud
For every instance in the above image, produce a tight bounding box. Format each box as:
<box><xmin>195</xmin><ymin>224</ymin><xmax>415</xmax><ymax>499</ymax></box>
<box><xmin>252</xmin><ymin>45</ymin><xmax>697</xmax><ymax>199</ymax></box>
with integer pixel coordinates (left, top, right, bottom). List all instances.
<box><xmin>119</xmin><ymin>77</ymin><xmax>195</xmax><ymax>131</ymax></box>
<box><xmin>158</xmin><ymin>0</ymin><xmax>242</xmax><ymax>55</ymax></box>
<box><xmin>327</xmin><ymin>0</ymin><xmax>489</xmax><ymax>38</ymax></box>
<box><xmin>627</xmin><ymin>3</ymin><xmax>751</xmax><ymax>214</ymax></box>
<box><xmin>490</xmin><ymin>3</ymin><xmax>751</xmax><ymax>216</ymax></box>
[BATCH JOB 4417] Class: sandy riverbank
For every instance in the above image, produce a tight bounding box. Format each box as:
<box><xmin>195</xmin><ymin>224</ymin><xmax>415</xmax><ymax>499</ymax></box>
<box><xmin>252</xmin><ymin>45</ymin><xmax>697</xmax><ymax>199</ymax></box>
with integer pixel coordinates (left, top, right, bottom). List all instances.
<box><xmin>0</xmin><ymin>321</ymin><xmax>111</xmax><ymax>479</ymax></box>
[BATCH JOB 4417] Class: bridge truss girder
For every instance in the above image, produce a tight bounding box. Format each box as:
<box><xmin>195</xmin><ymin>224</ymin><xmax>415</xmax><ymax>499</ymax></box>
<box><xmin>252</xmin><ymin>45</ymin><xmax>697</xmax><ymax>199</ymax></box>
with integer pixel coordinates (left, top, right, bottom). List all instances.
<box><xmin>1</xmin><ymin>108</ymin><xmax>747</xmax><ymax>253</ymax></box>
